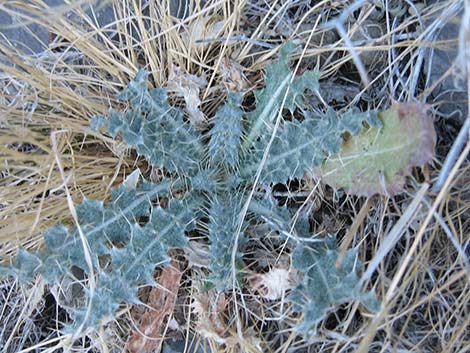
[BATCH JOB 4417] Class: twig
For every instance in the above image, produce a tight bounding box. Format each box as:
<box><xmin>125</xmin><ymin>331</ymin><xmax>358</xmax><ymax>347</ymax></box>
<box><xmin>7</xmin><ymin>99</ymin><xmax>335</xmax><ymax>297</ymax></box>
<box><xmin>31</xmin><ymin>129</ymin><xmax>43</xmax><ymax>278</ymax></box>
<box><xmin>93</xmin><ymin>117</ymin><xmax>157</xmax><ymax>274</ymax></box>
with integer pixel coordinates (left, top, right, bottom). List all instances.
<box><xmin>432</xmin><ymin>117</ymin><xmax>470</xmax><ymax>193</ymax></box>
<box><xmin>359</xmin><ymin>183</ymin><xmax>429</xmax><ymax>287</ymax></box>
<box><xmin>336</xmin><ymin>197</ymin><xmax>373</xmax><ymax>268</ymax></box>
<box><xmin>195</xmin><ymin>34</ymin><xmax>276</xmax><ymax>48</ymax></box>
<box><xmin>421</xmin><ymin>197</ymin><xmax>470</xmax><ymax>280</ymax></box>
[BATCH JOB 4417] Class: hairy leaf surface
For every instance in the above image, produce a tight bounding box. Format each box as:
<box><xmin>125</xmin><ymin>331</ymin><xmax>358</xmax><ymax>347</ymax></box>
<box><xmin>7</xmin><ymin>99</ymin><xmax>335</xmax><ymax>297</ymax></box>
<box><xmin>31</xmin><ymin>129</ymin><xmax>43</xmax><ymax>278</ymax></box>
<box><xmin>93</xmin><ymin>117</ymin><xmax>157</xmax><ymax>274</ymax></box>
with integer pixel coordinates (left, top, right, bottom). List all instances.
<box><xmin>244</xmin><ymin>43</ymin><xmax>320</xmax><ymax>148</ymax></box>
<box><xmin>243</xmin><ymin>108</ymin><xmax>379</xmax><ymax>184</ymax></box>
<box><xmin>12</xmin><ymin>181</ymin><xmax>171</xmax><ymax>283</ymax></box>
<box><xmin>318</xmin><ymin>102</ymin><xmax>436</xmax><ymax>196</ymax></box>
<box><xmin>92</xmin><ymin>70</ymin><xmax>204</xmax><ymax>174</ymax></box>
<box><xmin>208</xmin><ymin>92</ymin><xmax>244</xmax><ymax>168</ymax></box>
<box><xmin>291</xmin><ymin>237</ymin><xmax>380</xmax><ymax>336</ymax></box>
<box><xmin>8</xmin><ymin>180</ymin><xmax>192</xmax><ymax>328</ymax></box>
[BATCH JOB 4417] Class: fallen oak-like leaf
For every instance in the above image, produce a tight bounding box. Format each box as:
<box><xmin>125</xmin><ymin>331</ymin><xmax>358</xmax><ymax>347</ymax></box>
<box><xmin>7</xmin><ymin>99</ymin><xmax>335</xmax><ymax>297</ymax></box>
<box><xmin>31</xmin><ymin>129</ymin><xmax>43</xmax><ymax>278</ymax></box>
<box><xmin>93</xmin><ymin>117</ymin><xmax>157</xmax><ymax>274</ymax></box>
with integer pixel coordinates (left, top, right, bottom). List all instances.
<box><xmin>317</xmin><ymin>102</ymin><xmax>436</xmax><ymax>197</ymax></box>
<box><xmin>127</xmin><ymin>262</ymin><xmax>182</xmax><ymax>353</ymax></box>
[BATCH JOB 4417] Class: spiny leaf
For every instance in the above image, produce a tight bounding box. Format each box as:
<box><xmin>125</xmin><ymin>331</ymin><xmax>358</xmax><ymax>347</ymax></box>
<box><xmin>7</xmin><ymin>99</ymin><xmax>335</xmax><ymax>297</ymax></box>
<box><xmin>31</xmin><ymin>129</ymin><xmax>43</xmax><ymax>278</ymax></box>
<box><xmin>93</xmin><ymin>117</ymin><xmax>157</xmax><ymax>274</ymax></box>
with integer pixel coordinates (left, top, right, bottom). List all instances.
<box><xmin>250</xmin><ymin>42</ymin><xmax>319</xmax><ymax>116</ymax></box>
<box><xmin>244</xmin><ymin>43</ymin><xmax>320</xmax><ymax>149</ymax></box>
<box><xmin>70</xmin><ymin>199</ymin><xmax>193</xmax><ymax>329</ymax></box>
<box><xmin>290</xmin><ymin>236</ymin><xmax>380</xmax><ymax>337</ymax></box>
<box><xmin>242</xmin><ymin>108</ymin><xmax>379</xmax><ymax>184</ymax></box>
<box><xmin>190</xmin><ymin>168</ymin><xmax>219</xmax><ymax>194</ymax></box>
<box><xmin>317</xmin><ymin>102</ymin><xmax>436</xmax><ymax>196</ymax></box>
<box><xmin>111</xmin><ymin>200</ymin><xmax>191</xmax><ymax>285</ymax></box>
<box><xmin>7</xmin><ymin>179</ymin><xmax>191</xmax><ymax>329</ymax></box>
<box><xmin>248</xmin><ymin>195</ymin><xmax>292</xmax><ymax>235</ymax></box>
<box><xmin>11</xmin><ymin>180</ymin><xmax>171</xmax><ymax>283</ymax></box>
<box><xmin>208</xmin><ymin>92</ymin><xmax>244</xmax><ymax>168</ymax></box>
<box><xmin>93</xmin><ymin>70</ymin><xmax>204</xmax><ymax>175</ymax></box>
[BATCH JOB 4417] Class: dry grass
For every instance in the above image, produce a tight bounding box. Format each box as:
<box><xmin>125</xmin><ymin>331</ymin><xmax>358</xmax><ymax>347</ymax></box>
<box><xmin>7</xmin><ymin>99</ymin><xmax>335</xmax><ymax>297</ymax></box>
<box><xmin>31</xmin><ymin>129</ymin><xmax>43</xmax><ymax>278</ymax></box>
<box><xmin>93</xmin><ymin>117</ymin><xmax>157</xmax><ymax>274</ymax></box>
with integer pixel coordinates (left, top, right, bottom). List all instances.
<box><xmin>1</xmin><ymin>0</ymin><xmax>469</xmax><ymax>352</ymax></box>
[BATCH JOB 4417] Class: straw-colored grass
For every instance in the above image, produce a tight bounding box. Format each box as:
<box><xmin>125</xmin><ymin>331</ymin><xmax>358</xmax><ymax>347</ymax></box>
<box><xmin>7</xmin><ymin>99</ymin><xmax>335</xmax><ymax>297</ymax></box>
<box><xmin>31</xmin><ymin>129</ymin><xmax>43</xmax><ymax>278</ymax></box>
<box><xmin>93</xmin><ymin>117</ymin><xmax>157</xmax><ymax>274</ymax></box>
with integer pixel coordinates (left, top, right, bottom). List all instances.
<box><xmin>1</xmin><ymin>0</ymin><xmax>469</xmax><ymax>352</ymax></box>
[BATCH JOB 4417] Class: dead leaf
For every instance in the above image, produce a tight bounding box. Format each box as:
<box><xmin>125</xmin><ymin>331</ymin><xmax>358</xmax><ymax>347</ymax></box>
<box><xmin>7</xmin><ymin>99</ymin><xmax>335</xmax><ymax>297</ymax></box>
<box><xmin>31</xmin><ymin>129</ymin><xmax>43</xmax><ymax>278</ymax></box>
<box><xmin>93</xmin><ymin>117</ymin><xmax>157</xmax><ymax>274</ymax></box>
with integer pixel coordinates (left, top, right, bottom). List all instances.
<box><xmin>186</xmin><ymin>240</ymin><xmax>210</xmax><ymax>268</ymax></box>
<box><xmin>127</xmin><ymin>262</ymin><xmax>182</xmax><ymax>353</ymax></box>
<box><xmin>192</xmin><ymin>286</ymin><xmax>263</xmax><ymax>352</ymax></box>
<box><xmin>248</xmin><ymin>267</ymin><xmax>297</xmax><ymax>300</ymax></box>
<box><xmin>182</xmin><ymin>17</ymin><xmax>225</xmax><ymax>50</ymax></box>
<box><xmin>192</xmin><ymin>291</ymin><xmax>231</xmax><ymax>345</ymax></box>
<box><xmin>167</xmin><ymin>65</ymin><xmax>207</xmax><ymax>127</ymax></box>
<box><xmin>219</xmin><ymin>57</ymin><xmax>247</xmax><ymax>91</ymax></box>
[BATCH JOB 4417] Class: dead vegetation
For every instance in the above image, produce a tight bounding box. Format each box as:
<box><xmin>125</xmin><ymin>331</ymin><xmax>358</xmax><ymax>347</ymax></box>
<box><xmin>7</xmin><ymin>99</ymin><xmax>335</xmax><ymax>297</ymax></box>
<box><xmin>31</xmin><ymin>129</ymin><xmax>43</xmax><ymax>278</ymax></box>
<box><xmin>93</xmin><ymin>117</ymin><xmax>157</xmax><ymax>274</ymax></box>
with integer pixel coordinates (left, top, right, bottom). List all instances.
<box><xmin>0</xmin><ymin>0</ymin><xmax>469</xmax><ymax>352</ymax></box>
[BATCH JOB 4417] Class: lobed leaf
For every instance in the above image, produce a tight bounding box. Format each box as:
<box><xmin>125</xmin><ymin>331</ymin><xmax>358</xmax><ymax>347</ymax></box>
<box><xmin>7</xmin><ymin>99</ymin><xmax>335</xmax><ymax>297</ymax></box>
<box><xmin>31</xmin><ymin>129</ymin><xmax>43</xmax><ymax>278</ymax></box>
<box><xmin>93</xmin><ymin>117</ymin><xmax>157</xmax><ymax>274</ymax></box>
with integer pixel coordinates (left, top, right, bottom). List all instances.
<box><xmin>243</xmin><ymin>108</ymin><xmax>379</xmax><ymax>184</ymax></box>
<box><xmin>93</xmin><ymin>70</ymin><xmax>204</xmax><ymax>175</ymax></box>
<box><xmin>317</xmin><ymin>102</ymin><xmax>436</xmax><ymax>196</ymax></box>
<box><xmin>12</xmin><ymin>180</ymin><xmax>171</xmax><ymax>283</ymax></box>
<box><xmin>72</xmin><ymin>198</ymin><xmax>193</xmax><ymax>328</ymax></box>
<box><xmin>290</xmin><ymin>236</ymin><xmax>380</xmax><ymax>336</ymax></box>
<box><xmin>244</xmin><ymin>43</ymin><xmax>320</xmax><ymax>149</ymax></box>
<box><xmin>250</xmin><ymin>42</ymin><xmax>319</xmax><ymax>116</ymax></box>
<box><xmin>7</xmin><ymin>180</ymin><xmax>192</xmax><ymax>329</ymax></box>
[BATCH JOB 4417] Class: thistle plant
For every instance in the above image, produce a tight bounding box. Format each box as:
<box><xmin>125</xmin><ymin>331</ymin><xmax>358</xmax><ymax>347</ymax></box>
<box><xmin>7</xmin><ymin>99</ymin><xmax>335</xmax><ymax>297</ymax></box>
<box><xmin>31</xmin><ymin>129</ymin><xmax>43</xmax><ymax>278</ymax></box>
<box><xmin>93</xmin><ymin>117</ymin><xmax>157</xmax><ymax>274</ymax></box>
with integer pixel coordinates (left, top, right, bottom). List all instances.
<box><xmin>3</xmin><ymin>43</ymin><xmax>381</xmax><ymax>336</ymax></box>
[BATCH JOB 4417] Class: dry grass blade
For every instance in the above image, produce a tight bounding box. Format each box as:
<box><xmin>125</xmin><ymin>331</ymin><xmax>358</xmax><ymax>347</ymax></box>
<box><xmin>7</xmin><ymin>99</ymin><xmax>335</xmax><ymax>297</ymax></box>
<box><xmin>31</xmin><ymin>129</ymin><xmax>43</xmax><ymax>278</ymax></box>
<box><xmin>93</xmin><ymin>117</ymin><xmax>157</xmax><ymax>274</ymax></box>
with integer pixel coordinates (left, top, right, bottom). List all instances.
<box><xmin>0</xmin><ymin>0</ymin><xmax>469</xmax><ymax>352</ymax></box>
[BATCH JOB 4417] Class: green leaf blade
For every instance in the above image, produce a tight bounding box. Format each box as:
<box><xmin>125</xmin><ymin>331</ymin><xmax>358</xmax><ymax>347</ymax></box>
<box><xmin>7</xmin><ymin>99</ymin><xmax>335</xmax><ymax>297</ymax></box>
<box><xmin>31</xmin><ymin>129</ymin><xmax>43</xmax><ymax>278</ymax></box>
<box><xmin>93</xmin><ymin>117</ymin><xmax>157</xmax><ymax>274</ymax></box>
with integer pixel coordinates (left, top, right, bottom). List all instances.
<box><xmin>242</xmin><ymin>109</ymin><xmax>378</xmax><ymax>184</ymax></box>
<box><xmin>97</xmin><ymin>72</ymin><xmax>205</xmax><ymax>175</ymax></box>
<box><xmin>290</xmin><ymin>237</ymin><xmax>380</xmax><ymax>337</ymax></box>
<box><xmin>318</xmin><ymin>102</ymin><xmax>436</xmax><ymax>196</ymax></box>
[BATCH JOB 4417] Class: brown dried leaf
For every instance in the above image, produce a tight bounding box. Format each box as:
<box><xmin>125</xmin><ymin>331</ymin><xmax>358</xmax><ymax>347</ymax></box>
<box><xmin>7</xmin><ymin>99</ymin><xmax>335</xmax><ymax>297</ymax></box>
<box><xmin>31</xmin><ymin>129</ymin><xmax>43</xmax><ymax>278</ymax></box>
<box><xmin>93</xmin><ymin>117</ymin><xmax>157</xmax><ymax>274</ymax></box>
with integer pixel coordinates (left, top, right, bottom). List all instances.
<box><xmin>182</xmin><ymin>17</ymin><xmax>225</xmax><ymax>50</ymax></box>
<box><xmin>192</xmin><ymin>288</ymin><xmax>263</xmax><ymax>352</ymax></box>
<box><xmin>127</xmin><ymin>263</ymin><xmax>182</xmax><ymax>353</ymax></box>
<box><xmin>219</xmin><ymin>57</ymin><xmax>247</xmax><ymax>91</ymax></box>
<box><xmin>167</xmin><ymin>65</ymin><xmax>207</xmax><ymax>126</ymax></box>
<box><xmin>192</xmin><ymin>291</ymin><xmax>229</xmax><ymax>345</ymax></box>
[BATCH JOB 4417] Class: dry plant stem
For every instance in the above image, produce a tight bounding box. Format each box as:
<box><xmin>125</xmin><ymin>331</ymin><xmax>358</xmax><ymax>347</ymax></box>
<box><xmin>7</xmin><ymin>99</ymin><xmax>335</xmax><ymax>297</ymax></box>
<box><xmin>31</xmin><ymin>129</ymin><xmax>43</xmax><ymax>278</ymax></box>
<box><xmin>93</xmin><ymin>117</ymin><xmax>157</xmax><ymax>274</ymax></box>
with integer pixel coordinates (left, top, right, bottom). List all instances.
<box><xmin>201</xmin><ymin>0</ymin><xmax>243</xmax><ymax>100</ymax></box>
<box><xmin>195</xmin><ymin>35</ymin><xmax>275</xmax><ymax>48</ymax></box>
<box><xmin>330</xmin><ymin>21</ymin><xmax>370</xmax><ymax>87</ymax></box>
<box><xmin>335</xmin><ymin>197</ymin><xmax>373</xmax><ymax>268</ymax></box>
<box><xmin>357</xmin><ymin>141</ymin><xmax>470</xmax><ymax>353</ymax></box>
<box><xmin>2</xmin><ymin>279</ymin><xmax>44</xmax><ymax>353</ymax></box>
<box><xmin>238</xmin><ymin>0</ymin><xmax>283</xmax><ymax>59</ymax></box>
<box><xmin>50</xmin><ymin>131</ymin><xmax>95</xmax><ymax>339</ymax></box>
<box><xmin>392</xmin><ymin>148</ymin><xmax>470</xmax><ymax>301</ymax></box>
<box><xmin>432</xmin><ymin>118</ymin><xmax>470</xmax><ymax>193</ymax></box>
<box><xmin>322</xmin><ymin>0</ymin><xmax>371</xmax><ymax>86</ymax></box>
<box><xmin>359</xmin><ymin>183</ymin><xmax>428</xmax><ymax>287</ymax></box>
<box><xmin>29</xmin><ymin>161</ymin><xmax>57</xmax><ymax>237</ymax></box>
<box><xmin>15</xmin><ymin>334</ymin><xmax>73</xmax><ymax>353</ymax></box>
<box><xmin>421</xmin><ymin>197</ymin><xmax>470</xmax><ymax>279</ymax></box>
<box><xmin>130</xmin><ymin>0</ymin><xmax>227</xmax><ymax>47</ymax></box>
